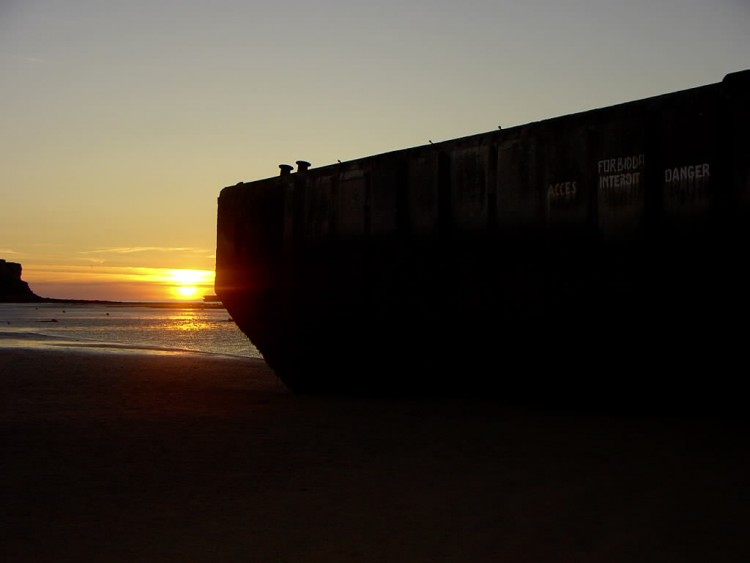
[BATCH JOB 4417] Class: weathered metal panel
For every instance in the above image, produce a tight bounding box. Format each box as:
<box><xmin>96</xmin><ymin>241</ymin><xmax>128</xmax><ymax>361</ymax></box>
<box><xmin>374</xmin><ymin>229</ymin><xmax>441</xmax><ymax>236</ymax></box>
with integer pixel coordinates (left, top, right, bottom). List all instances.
<box><xmin>302</xmin><ymin>175</ymin><xmax>334</xmax><ymax>243</ymax></box>
<box><xmin>407</xmin><ymin>152</ymin><xmax>440</xmax><ymax>239</ymax></box>
<box><xmin>496</xmin><ymin>129</ymin><xmax>544</xmax><ymax>236</ymax></box>
<box><xmin>449</xmin><ymin>145</ymin><xmax>490</xmax><ymax>233</ymax></box>
<box><xmin>336</xmin><ymin>169</ymin><xmax>367</xmax><ymax>240</ymax></box>
<box><xmin>593</xmin><ymin>106</ymin><xmax>650</xmax><ymax>241</ymax></box>
<box><xmin>369</xmin><ymin>161</ymin><xmax>402</xmax><ymax>238</ymax></box>
<box><xmin>656</xmin><ymin>88</ymin><xmax>721</xmax><ymax>230</ymax></box>
<box><xmin>215</xmin><ymin>181</ymin><xmax>284</xmax><ymax>292</ymax></box>
<box><xmin>724</xmin><ymin>72</ymin><xmax>750</xmax><ymax>209</ymax></box>
<box><xmin>538</xmin><ymin>120</ymin><xmax>592</xmax><ymax>235</ymax></box>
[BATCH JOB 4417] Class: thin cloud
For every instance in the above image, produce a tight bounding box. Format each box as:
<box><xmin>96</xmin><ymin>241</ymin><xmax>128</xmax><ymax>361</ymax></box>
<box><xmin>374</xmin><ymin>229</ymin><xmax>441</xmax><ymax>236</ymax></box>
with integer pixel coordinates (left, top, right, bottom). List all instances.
<box><xmin>79</xmin><ymin>247</ymin><xmax>207</xmax><ymax>255</ymax></box>
<box><xmin>1</xmin><ymin>53</ymin><xmax>46</xmax><ymax>64</ymax></box>
<box><xmin>24</xmin><ymin>264</ymin><xmax>214</xmax><ymax>279</ymax></box>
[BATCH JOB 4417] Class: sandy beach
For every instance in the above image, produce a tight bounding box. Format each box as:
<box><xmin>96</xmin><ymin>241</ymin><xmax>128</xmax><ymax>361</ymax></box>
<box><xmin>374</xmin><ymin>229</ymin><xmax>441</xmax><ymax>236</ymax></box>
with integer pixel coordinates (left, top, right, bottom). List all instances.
<box><xmin>1</xmin><ymin>348</ymin><xmax>748</xmax><ymax>562</ymax></box>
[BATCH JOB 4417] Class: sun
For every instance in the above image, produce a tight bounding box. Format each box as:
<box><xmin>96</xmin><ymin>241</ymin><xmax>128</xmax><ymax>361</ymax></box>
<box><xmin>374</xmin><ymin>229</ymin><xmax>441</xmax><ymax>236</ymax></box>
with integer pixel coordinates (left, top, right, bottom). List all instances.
<box><xmin>175</xmin><ymin>285</ymin><xmax>199</xmax><ymax>298</ymax></box>
<box><xmin>166</xmin><ymin>269</ymin><xmax>214</xmax><ymax>301</ymax></box>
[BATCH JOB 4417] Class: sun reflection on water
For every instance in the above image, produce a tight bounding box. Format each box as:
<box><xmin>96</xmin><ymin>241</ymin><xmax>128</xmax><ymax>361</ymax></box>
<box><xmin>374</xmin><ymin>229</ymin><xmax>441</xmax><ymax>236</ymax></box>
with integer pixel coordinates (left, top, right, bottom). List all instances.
<box><xmin>0</xmin><ymin>303</ymin><xmax>260</xmax><ymax>358</ymax></box>
<box><xmin>170</xmin><ymin>310</ymin><xmax>212</xmax><ymax>332</ymax></box>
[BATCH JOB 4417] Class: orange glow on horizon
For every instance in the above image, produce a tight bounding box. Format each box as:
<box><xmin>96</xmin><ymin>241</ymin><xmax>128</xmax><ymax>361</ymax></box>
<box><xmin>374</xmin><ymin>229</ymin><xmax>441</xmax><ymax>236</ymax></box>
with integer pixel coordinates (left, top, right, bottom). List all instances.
<box><xmin>166</xmin><ymin>269</ymin><xmax>214</xmax><ymax>301</ymax></box>
<box><xmin>23</xmin><ymin>265</ymin><xmax>216</xmax><ymax>302</ymax></box>
<box><xmin>167</xmin><ymin>269</ymin><xmax>212</xmax><ymax>286</ymax></box>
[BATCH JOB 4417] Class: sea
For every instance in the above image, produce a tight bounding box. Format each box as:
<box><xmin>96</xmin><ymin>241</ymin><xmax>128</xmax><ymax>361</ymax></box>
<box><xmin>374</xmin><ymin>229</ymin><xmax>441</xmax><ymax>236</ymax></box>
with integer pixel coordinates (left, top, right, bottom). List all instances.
<box><xmin>0</xmin><ymin>302</ymin><xmax>262</xmax><ymax>359</ymax></box>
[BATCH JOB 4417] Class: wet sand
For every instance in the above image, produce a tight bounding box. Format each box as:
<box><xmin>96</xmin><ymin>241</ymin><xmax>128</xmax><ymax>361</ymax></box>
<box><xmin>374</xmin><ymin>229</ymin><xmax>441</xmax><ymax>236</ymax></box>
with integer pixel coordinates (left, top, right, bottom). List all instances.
<box><xmin>1</xmin><ymin>348</ymin><xmax>748</xmax><ymax>562</ymax></box>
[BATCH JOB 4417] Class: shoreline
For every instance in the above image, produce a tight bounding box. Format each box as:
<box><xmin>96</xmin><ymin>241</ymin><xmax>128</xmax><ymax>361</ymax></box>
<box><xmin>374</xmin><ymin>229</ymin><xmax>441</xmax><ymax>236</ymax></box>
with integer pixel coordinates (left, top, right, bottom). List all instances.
<box><xmin>0</xmin><ymin>333</ymin><xmax>256</xmax><ymax>360</ymax></box>
<box><xmin>2</xmin><ymin>348</ymin><xmax>748</xmax><ymax>561</ymax></box>
<box><xmin>25</xmin><ymin>298</ymin><xmax>227</xmax><ymax>309</ymax></box>
<box><xmin>0</xmin><ymin>302</ymin><xmax>255</xmax><ymax>359</ymax></box>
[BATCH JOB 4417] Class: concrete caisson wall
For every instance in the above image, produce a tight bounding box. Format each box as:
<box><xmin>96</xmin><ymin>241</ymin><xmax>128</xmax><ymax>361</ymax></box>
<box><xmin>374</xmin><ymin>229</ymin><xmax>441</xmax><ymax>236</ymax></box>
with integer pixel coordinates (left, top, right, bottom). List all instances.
<box><xmin>219</xmin><ymin>70</ymin><xmax>746</xmax><ymax>256</ymax></box>
<box><xmin>216</xmin><ymin>70</ymin><xmax>750</xmax><ymax>395</ymax></box>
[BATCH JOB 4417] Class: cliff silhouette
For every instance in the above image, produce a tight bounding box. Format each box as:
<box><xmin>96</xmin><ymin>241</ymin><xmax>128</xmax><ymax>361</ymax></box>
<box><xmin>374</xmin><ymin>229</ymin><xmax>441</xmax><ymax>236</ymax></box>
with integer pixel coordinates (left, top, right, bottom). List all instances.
<box><xmin>0</xmin><ymin>259</ymin><xmax>43</xmax><ymax>302</ymax></box>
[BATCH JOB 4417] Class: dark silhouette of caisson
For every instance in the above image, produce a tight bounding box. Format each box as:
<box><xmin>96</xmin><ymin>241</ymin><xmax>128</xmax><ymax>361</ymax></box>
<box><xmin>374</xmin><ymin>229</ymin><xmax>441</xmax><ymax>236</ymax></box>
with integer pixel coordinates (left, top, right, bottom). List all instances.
<box><xmin>215</xmin><ymin>70</ymin><xmax>750</xmax><ymax>405</ymax></box>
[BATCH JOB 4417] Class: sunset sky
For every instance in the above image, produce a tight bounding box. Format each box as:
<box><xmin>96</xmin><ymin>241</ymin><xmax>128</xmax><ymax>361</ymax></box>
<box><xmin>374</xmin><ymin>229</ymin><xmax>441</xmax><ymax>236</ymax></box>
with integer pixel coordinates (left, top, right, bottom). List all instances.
<box><xmin>2</xmin><ymin>0</ymin><xmax>749</xmax><ymax>301</ymax></box>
